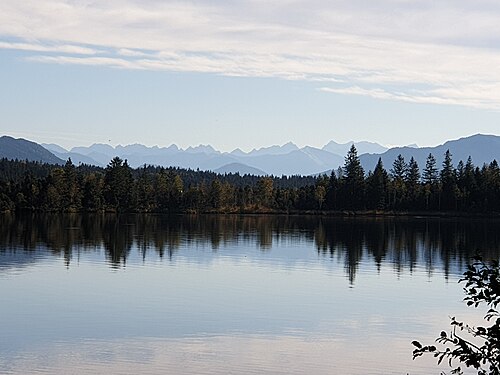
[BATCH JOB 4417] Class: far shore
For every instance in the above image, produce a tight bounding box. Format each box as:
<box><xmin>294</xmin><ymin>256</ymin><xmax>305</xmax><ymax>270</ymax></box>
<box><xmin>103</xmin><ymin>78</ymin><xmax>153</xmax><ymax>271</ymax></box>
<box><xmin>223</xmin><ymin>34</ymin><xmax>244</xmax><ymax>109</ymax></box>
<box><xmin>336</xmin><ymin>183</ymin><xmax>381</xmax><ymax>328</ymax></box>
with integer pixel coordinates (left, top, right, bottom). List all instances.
<box><xmin>3</xmin><ymin>208</ymin><xmax>500</xmax><ymax>219</ymax></box>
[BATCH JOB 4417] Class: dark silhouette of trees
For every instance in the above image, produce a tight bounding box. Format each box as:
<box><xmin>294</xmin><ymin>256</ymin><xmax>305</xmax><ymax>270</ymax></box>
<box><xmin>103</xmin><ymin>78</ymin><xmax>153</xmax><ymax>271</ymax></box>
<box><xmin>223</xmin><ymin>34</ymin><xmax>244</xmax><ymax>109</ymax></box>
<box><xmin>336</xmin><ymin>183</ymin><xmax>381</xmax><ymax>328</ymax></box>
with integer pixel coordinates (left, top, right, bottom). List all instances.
<box><xmin>413</xmin><ymin>256</ymin><xmax>500</xmax><ymax>375</ymax></box>
<box><xmin>3</xmin><ymin>148</ymin><xmax>500</xmax><ymax>214</ymax></box>
<box><xmin>440</xmin><ymin>150</ymin><xmax>458</xmax><ymax>210</ymax></box>
<box><xmin>366</xmin><ymin>158</ymin><xmax>388</xmax><ymax>210</ymax></box>
<box><xmin>405</xmin><ymin>157</ymin><xmax>420</xmax><ymax>208</ymax></box>
<box><xmin>103</xmin><ymin>157</ymin><xmax>134</xmax><ymax>211</ymax></box>
<box><xmin>314</xmin><ymin>175</ymin><xmax>328</xmax><ymax>210</ymax></box>
<box><xmin>62</xmin><ymin>159</ymin><xmax>82</xmax><ymax>211</ymax></box>
<box><xmin>82</xmin><ymin>172</ymin><xmax>103</xmax><ymax>211</ymax></box>
<box><xmin>423</xmin><ymin>153</ymin><xmax>439</xmax><ymax>209</ymax></box>
<box><xmin>390</xmin><ymin>154</ymin><xmax>407</xmax><ymax>209</ymax></box>
<box><xmin>341</xmin><ymin>145</ymin><xmax>365</xmax><ymax>210</ymax></box>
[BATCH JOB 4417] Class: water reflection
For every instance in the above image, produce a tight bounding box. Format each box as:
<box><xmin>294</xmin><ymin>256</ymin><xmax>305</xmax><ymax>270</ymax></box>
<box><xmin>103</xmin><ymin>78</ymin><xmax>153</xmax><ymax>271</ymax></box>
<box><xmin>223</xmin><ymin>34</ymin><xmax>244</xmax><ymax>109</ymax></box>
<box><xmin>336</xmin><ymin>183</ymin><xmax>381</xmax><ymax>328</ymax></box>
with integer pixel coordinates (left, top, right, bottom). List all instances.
<box><xmin>1</xmin><ymin>213</ymin><xmax>492</xmax><ymax>375</ymax></box>
<box><xmin>0</xmin><ymin>334</ymin><xmax>440</xmax><ymax>375</ymax></box>
<box><xmin>1</xmin><ymin>213</ymin><xmax>500</xmax><ymax>280</ymax></box>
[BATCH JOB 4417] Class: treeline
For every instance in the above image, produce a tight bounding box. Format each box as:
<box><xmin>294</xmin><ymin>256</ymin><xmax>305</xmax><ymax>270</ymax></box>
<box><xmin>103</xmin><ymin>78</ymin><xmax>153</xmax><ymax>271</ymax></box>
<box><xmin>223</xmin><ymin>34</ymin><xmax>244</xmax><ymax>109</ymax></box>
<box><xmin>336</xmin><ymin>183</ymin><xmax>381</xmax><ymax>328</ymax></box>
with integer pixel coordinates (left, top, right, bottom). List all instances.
<box><xmin>1</xmin><ymin>145</ymin><xmax>500</xmax><ymax>213</ymax></box>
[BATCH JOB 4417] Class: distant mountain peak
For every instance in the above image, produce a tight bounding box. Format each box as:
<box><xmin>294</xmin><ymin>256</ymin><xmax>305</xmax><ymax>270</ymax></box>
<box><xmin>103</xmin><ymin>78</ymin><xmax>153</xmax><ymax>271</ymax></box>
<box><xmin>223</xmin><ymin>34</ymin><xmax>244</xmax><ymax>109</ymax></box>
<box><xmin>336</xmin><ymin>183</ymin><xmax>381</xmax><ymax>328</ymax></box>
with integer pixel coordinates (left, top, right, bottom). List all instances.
<box><xmin>230</xmin><ymin>148</ymin><xmax>247</xmax><ymax>156</ymax></box>
<box><xmin>185</xmin><ymin>144</ymin><xmax>218</xmax><ymax>154</ymax></box>
<box><xmin>322</xmin><ymin>140</ymin><xmax>388</xmax><ymax>156</ymax></box>
<box><xmin>248</xmin><ymin>142</ymin><xmax>299</xmax><ymax>156</ymax></box>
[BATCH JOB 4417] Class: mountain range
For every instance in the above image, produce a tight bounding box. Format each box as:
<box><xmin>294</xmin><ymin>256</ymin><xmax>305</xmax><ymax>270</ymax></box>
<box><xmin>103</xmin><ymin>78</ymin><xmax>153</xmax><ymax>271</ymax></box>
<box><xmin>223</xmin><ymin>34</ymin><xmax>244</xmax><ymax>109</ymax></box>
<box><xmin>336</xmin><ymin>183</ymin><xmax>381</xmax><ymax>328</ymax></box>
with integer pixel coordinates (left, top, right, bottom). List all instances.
<box><xmin>1</xmin><ymin>134</ymin><xmax>499</xmax><ymax>176</ymax></box>
<box><xmin>41</xmin><ymin>139</ymin><xmax>388</xmax><ymax>175</ymax></box>
<box><xmin>358</xmin><ymin>134</ymin><xmax>500</xmax><ymax>173</ymax></box>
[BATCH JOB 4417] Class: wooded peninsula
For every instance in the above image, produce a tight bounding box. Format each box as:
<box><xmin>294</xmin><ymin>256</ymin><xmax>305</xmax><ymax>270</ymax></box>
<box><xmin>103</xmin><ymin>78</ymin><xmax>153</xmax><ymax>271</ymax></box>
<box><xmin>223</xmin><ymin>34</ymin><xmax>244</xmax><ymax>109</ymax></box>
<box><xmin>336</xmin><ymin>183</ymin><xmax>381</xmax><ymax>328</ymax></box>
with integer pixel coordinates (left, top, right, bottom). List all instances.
<box><xmin>1</xmin><ymin>145</ymin><xmax>499</xmax><ymax>214</ymax></box>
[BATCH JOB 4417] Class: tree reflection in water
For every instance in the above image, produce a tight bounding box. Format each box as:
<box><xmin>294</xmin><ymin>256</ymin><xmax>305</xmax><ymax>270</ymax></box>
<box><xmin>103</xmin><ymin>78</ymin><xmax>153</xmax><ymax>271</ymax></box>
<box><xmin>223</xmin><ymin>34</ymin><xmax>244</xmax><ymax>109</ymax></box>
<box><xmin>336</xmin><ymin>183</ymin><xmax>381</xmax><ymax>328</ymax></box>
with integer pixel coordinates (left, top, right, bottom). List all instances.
<box><xmin>1</xmin><ymin>213</ymin><xmax>500</xmax><ymax>280</ymax></box>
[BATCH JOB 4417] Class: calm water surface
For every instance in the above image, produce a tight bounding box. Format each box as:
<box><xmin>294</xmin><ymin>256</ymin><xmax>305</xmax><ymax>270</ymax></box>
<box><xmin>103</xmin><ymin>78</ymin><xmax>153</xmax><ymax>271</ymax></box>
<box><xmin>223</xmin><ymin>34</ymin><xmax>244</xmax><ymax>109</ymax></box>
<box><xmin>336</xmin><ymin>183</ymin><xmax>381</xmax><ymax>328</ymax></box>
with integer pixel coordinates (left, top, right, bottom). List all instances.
<box><xmin>1</xmin><ymin>214</ymin><xmax>499</xmax><ymax>374</ymax></box>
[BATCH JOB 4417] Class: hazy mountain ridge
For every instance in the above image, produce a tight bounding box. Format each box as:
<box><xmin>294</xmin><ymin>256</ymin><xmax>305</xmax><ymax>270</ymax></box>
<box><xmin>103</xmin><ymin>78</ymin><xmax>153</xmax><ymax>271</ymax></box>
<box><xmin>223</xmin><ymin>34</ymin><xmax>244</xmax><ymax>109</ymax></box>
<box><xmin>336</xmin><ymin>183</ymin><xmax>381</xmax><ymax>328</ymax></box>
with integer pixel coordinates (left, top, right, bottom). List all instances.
<box><xmin>0</xmin><ymin>136</ymin><xmax>64</xmax><ymax>164</ymax></box>
<box><xmin>323</xmin><ymin>140</ymin><xmax>388</xmax><ymax>156</ymax></box>
<box><xmin>37</xmin><ymin>140</ymin><xmax>356</xmax><ymax>175</ymax></box>
<box><xmin>214</xmin><ymin>163</ymin><xmax>267</xmax><ymax>175</ymax></box>
<box><xmin>359</xmin><ymin>134</ymin><xmax>500</xmax><ymax>173</ymax></box>
<box><xmin>5</xmin><ymin>134</ymin><xmax>500</xmax><ymax>176</ymax></box>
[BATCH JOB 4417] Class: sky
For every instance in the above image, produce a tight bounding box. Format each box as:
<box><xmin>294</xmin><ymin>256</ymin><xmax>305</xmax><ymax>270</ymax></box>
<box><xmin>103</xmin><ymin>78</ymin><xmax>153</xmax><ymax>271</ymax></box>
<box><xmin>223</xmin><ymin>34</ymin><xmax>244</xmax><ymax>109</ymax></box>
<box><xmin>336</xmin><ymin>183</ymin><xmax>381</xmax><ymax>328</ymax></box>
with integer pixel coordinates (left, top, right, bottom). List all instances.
<box><xmin>1</xmin><ymin>0</ymin><xmax>500</xmax><ymax>152</ymax></box>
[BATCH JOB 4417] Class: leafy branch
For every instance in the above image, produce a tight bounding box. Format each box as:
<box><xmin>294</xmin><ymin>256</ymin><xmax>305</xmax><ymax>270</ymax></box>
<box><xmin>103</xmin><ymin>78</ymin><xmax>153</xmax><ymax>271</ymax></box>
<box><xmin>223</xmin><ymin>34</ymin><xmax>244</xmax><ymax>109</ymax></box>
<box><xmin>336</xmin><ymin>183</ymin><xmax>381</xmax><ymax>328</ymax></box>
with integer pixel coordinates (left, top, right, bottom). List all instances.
<box><xmin>412</xmin><ymin>256</ymin><xmax>500</xmax><ymax>375</ymax></box>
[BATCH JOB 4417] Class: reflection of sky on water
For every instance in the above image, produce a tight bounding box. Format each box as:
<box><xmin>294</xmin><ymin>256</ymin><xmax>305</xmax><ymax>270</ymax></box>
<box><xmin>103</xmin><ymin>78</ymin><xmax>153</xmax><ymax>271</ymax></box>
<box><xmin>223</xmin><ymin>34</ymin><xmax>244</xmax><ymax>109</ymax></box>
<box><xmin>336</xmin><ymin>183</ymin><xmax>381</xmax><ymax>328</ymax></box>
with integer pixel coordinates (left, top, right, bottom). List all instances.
<box><xmin>1</xmin><ymin>248</ymin><xmax>470</xmax><ymax>374</ymax></box>
<box><xmin>0</xmin><ymin>215</ymin><xmax>496</xmax><ymax>374</ymax></box>
<box><xmin>1</xmin><ymin>332</ymin><xmax>478</xmax><ymax>375</ymax></box>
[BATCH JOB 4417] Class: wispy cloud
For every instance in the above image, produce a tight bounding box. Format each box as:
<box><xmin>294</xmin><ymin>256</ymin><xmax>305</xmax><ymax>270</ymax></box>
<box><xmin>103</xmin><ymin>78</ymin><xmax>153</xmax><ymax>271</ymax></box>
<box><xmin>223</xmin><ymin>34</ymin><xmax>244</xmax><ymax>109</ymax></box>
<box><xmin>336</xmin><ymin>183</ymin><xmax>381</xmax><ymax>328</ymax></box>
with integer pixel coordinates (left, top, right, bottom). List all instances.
<box><xmin>0</xmin><ymin>41</ymin><xmax>99</xmax><ymax>55</ymax></box>
<box><xmin>319</xmin><ymin>86</ymin><xmax>471</xmax><ymax>108</ymax></box>
<box><xmin>1</xmin><ymin>0</ymin><xmax>500</xmax><ymax>110</ymax></box>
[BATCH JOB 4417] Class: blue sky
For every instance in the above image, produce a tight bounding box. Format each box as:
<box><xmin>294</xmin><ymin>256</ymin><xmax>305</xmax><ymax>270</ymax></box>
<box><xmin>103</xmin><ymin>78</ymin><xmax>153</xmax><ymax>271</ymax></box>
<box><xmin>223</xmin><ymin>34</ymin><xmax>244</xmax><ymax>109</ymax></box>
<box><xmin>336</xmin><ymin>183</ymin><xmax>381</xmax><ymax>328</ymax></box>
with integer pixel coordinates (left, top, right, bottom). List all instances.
<box><xmin>1</xmin><ymin>0</ymin><xmax>500</xmax><ymax>152</ymax></box>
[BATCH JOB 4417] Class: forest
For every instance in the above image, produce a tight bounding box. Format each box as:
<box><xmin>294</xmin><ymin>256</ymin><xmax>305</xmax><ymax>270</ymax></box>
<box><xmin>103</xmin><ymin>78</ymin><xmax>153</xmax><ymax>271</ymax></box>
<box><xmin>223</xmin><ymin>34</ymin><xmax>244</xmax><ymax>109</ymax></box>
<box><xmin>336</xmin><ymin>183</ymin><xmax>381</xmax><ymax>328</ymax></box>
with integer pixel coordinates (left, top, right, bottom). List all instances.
<box><xmin>1</xmin><ymin>145</ymin><xmax>500</xmax><ymax>214</ymax></box>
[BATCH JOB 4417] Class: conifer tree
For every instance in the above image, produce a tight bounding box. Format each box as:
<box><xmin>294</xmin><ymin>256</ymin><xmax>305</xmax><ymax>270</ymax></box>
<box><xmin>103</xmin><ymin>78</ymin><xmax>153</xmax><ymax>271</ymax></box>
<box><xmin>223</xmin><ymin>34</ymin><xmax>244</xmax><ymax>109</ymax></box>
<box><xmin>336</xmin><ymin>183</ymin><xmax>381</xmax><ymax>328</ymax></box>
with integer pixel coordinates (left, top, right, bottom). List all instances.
<box><xmin>405</xmin><ymin>157</ymin><xmax>420</xmax><ymax>208</ymax></box>
<box><xmin>342</xmin><ymin>145</ymin><xmax>365</xmax><ymax>210</ymax></box>
<box><xmin>366</xmin><ymin>158</ymin><xmax>388</xmax><ymax>210</ymax></box>
<box><xmin>440</xmin><ymin>150</ymin><xmax>457</xmax><ymax>210</ymax></box>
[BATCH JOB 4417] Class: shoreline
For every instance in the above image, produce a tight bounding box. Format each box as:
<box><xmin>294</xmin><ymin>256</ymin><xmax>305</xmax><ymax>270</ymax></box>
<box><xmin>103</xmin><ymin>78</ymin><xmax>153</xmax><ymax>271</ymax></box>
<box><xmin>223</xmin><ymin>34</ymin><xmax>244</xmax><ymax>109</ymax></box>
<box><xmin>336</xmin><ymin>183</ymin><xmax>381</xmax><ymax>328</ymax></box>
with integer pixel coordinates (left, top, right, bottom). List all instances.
<box><xmin>3</xmin><ymin>208</ymin><xmax>500</xmax><ymax>219</ymax></box>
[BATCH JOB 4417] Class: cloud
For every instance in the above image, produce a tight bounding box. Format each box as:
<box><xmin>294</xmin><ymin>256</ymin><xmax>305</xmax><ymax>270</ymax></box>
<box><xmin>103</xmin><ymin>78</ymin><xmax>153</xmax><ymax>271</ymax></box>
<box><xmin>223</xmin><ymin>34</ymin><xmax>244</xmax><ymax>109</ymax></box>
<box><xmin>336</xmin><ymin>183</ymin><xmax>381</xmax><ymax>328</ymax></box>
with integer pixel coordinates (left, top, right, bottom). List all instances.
<box><xmin>319</xmin><ymin>86</ymin><xmax>475</xmax><ymax>108</ymax></box>
<box><xmin>0</xmin><ymin>41</ymin><xmax>99</xmax><ymax>55</ymax></box>
<box><xmin>1</xmin><ymin>0</ymin><xmax>500</xmax><ymax>110</ymax></box>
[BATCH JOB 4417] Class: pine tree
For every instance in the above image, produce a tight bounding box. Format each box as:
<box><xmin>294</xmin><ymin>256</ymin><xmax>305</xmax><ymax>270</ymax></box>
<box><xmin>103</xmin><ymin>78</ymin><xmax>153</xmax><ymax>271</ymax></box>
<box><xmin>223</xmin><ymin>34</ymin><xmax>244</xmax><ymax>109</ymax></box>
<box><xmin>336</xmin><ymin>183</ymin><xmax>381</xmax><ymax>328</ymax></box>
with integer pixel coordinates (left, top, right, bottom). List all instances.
<box><xmin>422</xmin><ymin>153</ymin><xmax>438</xmax><ymax>209</ymax></box>
<box><xmin>342</xmin><ymin>145</ymin><xmax>365</xmax><ymax>210</ymax></box>
<box><xmin>440</xmin><ymin>150</ymin><xmax>457</xmax><ymax>210</ymax></box>
<box><xmin>423</xmin><ymin>153</ymin><xmax>438</xmax><ymax>184</ymax></box>
<box><xmin>405</xmin><ymin>157</ymin><xmax>420</xmax><ymax>208</ymax></box>
<box><xmin>366</xmin><ymin>158</ymin><xmax>388</xmax><ymax>210</ymax></box>
<box><xmin>390</xmin><ymin>154</ymin><xmax>407</xmax><ymax>209</ymax></box>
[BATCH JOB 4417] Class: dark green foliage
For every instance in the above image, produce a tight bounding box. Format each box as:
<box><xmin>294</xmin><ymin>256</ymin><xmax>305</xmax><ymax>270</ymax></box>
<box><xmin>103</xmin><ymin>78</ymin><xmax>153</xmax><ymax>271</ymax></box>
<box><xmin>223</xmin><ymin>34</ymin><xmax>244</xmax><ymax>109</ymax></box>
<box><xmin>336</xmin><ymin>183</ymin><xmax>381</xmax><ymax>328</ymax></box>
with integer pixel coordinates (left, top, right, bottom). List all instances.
<box><xmin>103</xmin><ymin>157</ymin><xmax>134</xmax><ymax>211</ymax></box>
<box><xmin>412</xmin><ymin>256</ymin><xmax>500</xmax><ymax>374</ymax></box>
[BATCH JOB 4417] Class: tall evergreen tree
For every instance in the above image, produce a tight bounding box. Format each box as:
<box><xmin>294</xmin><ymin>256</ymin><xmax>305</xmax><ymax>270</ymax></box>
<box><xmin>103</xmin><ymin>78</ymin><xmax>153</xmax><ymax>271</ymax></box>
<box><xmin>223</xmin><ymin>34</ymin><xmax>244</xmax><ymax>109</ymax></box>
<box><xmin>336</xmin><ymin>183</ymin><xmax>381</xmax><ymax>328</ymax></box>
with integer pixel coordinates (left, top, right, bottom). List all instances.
<box><xmin>423</xmin><ymin>153</ymin><xmax>438</xmax><ymax>209</ymax></box>
<box><xmin>390</xmin><ymin>154</ymin><xmax>407</xmax><ymax>209</ymax></box>
<box><xmin>440</xmin><ymin>150</ymin><xmax>457</xmax><ymax>210</ymax></box>
<box><xmin>405</xmin><ymin>157</ymin><xmax>420</xmax><ymax>208</ymax></box>
<box><xmin>366</xmin><ymin>158</ymin><xmax>388</xmax><ymax>210</ymax></box>
<box><xmin>463</xmin><ymin>156</ymin><xmax>477</xmax><ymax>209</ymax></box>
<box><xmin>423</xmin><ymin>153</ymin><xmax>438</xmax><ymax>184</ymax></box>
<box><xmin>486</xmin><ymin>160</ymin><xmax>500</xmax><ymax>211</ymax></box>
<box><xmin>341</xmin><ymin>145</ymin><xmax>365</xmax><ymax>210</ymax></box>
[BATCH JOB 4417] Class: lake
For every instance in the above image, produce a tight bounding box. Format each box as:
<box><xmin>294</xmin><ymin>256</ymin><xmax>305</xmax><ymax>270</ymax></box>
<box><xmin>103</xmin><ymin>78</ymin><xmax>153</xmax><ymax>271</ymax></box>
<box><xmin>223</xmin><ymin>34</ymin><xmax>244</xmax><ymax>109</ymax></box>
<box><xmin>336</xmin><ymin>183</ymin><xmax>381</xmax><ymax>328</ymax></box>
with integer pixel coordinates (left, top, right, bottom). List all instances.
<box><xmin>1</xmin><ymin>213</ymin><xmax>499</xmax><ymax>374</ymax></box>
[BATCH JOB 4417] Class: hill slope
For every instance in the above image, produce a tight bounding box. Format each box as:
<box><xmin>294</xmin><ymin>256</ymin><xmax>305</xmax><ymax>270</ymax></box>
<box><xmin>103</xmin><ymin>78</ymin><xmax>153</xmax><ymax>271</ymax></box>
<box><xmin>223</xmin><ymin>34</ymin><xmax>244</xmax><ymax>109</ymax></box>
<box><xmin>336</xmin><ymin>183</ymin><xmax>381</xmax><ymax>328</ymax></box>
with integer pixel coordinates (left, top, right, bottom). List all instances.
<box><xmin>360</xmin><ymin>134</ymin><xmax>500</xmax><ymax>172</ymax></box>
<box><xmin>0</xmin><ymin>136</ymin><xmax>63</xmax><ymax>164</ymax></box>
